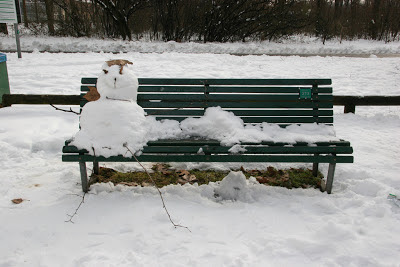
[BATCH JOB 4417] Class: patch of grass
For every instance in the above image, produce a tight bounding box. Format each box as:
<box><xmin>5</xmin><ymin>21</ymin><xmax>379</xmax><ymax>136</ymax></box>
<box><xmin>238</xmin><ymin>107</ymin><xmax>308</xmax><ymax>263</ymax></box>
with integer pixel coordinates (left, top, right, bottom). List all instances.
<box><xmin>242</xmin><ymin>166</ymin><xmax>323</xmax><ymax>189</ymax></box>
<box><xmin>89</xmin><ymin>164</ymin><xmax>324</xmax><ymax>190</ymax></box>
<box><xmin>189</xmin><ymin>169</ymin><xmax>229</xmax><ymax>184</ymax></box>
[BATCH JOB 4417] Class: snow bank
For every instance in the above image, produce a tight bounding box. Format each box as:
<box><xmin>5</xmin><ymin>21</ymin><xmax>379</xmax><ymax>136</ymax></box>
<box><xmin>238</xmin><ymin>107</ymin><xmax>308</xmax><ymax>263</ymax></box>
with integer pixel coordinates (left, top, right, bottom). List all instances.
<box><xmin>1</xmin><ymin>35</ymin><xmax>400</xmax><ymax>55</ymax></box>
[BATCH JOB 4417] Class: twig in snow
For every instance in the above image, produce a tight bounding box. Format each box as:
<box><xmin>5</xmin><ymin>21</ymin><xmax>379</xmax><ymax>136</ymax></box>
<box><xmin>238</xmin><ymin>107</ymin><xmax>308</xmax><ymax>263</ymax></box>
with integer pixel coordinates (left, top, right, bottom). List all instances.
<box><xmin>123</xmin><ymin>143</ymin><xmax>191</xmax><ymax>233</ymax></box>
<box><xmin>65</xmin><ymin>192</ymin><xmax>87</xmax><ymax>224</ymax></box>
<box><xmin>50</xmin><ymin>104</ymin><xmax>80</xmax><ymax>115</ymax></box>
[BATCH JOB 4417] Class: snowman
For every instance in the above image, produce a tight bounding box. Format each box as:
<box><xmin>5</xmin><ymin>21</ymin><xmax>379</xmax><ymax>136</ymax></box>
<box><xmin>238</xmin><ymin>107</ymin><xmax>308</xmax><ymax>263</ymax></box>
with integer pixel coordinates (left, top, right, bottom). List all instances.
<box><xmin>71</xmin><ymin>60</ymin><xmax>149</xmax><ymax>158</ymax></box>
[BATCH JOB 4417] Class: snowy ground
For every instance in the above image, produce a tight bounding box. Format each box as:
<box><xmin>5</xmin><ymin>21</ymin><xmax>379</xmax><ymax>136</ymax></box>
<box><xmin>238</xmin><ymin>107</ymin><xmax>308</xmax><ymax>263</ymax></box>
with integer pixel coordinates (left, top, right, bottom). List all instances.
<box><xmin>1</xmin><ymin>40</ymin><xmax>400</xmax><ymax>266</ymax></box>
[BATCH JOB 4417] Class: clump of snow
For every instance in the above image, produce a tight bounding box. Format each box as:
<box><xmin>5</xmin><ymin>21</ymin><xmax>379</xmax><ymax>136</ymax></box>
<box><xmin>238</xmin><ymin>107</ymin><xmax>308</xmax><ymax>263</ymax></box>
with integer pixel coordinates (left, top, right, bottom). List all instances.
<box><xmin>145</xmin><ymin>116</ymin><xmax>182</xmax><ymax>141</ymax></box>
<box><xmin>262</xmin><ymin>122</ymin><xmax>338</xmax><ymax>143</ymax></box>
<box><xmin>180</xmin><ymin>106</ymin><xmax>339</xmax><ymax>146</ymax></box>
<box><xmin>228</xmin><ymin>144</ymin><xmax>247</xmax><ymax>154</ymax></box>
<box><xmin>180</xmin><ymin>107</ymin><xmax>247</xmax><ymax>145</ymax></box>
<box><xmin>214</xmin><ymin>171</ymin><xmax>253</xmax><ymax>202</ymax></box>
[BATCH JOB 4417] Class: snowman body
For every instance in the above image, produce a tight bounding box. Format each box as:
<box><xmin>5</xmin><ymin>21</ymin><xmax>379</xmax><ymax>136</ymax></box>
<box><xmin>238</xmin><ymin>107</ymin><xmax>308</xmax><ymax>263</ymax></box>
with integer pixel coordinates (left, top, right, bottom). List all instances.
<box><xmin>72</xmin><ymin>61</ymin><xmax>148</xmax><ymax>157</ymax></box>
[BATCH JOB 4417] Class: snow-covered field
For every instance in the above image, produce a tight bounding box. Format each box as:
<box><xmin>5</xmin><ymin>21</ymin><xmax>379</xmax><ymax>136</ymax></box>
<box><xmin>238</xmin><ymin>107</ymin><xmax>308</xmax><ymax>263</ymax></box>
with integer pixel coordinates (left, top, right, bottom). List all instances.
<box><xmin>1</xmin><ymin>39</ymin><xmax>400</xmax><ymax>266</ymax></box>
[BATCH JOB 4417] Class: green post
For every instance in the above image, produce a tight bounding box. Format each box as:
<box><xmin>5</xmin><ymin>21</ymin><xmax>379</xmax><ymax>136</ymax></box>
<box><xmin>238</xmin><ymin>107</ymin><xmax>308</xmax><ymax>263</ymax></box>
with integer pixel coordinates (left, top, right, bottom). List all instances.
<box><xmin>0</xmin><ymin>53</ymin><xmax>11</xmax><ymax>106</ymax></box>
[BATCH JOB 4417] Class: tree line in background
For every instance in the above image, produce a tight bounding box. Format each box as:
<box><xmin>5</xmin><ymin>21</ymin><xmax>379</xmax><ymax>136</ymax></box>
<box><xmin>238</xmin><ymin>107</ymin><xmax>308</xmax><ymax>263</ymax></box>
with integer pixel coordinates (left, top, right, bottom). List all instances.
<box><xmin>1</xmin><ymin>0</ymin><xmax>399</xmax><ymax>43</ymax></box>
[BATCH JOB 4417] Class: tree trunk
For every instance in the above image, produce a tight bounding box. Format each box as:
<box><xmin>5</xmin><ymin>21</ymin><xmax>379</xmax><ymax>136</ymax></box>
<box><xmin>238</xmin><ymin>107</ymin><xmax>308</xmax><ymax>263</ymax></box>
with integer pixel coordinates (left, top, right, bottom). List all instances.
<box><xmin>0</xmin><ymin>24</ymin><xmax>8</xmax><ymax>35</ymax></box>
<box><xmin>44</xmin><ymin>0</ymin><xmax>55</xmax><ymax>35</ymax></box>
<box><xmin>22</xmin><ymin>0</ymin><xmax>29</xmax><ymax>27</ymax></box>
<box><xmin>371</xmin><ymin>0</ymin><xmax>381</xmax><ymax>39</ymax></box>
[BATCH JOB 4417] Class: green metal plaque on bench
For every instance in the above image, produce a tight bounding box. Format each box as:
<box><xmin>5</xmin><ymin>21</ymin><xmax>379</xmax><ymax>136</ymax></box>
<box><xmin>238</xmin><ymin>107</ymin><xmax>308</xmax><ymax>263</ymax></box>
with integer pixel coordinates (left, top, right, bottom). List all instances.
<box><xmin>299</xmin><ymin>88</ymin><xmax>312</xmax><ymax>99</ymax></box>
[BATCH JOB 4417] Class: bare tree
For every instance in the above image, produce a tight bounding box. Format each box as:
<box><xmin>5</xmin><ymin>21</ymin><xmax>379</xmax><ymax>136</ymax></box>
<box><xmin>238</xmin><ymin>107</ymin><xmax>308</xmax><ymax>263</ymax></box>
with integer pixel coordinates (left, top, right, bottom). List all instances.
<box><xmin>92</xmin><ymin>0</ymin><xmax>150</xmax><ymax>40</ymax></box>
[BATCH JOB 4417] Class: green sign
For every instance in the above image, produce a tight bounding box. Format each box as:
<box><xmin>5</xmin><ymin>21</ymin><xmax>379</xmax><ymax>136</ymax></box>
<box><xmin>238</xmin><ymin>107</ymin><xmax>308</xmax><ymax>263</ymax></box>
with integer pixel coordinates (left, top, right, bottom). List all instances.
<box><xmin>0</xmin><ymin>0</ymin><xmax>21</xmax><ymax>23</ymax></box>
<box><xmin>299</xmin><ymin>88</ymin><xmax>312</xmax><ymax>99</ymax></box>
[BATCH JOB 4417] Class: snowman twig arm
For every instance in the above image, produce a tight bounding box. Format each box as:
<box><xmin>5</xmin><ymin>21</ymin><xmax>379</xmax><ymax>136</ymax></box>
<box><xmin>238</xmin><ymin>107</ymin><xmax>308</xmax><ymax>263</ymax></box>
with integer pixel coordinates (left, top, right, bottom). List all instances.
<box><xmin>50</xmin><ymin>104</ymin><xmax>81</xmax><ymax>115</ymax></box>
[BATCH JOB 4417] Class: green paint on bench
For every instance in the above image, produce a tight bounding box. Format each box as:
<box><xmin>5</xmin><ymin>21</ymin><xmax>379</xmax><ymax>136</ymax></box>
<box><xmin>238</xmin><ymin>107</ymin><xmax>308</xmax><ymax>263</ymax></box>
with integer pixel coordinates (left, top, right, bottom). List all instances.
<box><xmin>63</xmin><ymin>77</ymin><xmax>353</xmax><ymax>194</ymax></box>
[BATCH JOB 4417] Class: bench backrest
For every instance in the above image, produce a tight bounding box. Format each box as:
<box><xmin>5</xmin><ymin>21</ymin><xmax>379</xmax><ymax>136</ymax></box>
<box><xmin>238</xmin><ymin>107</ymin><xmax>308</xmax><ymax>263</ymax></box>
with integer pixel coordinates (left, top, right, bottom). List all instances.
<box><xmin>81</xmin><ymin>78</ymin><xmax>333</xmax><ymax>126</ymax></box>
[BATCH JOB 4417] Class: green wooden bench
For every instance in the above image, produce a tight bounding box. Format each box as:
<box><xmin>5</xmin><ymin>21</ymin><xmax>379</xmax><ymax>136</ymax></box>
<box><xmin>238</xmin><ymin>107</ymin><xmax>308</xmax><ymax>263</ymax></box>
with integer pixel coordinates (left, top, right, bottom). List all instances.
<box><xmin>62</xmin><ymin>78</ymin><xmax>353</xmax><ymax>194</ymax></box>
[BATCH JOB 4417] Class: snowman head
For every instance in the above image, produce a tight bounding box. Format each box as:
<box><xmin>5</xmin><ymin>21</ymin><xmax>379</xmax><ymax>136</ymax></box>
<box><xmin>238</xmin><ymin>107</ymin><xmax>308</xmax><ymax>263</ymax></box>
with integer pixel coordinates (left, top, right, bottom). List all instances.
<box><xmin>96</xmin><ymin>59</ymin><xmax>139</xmax><ymax>101</ymax></box>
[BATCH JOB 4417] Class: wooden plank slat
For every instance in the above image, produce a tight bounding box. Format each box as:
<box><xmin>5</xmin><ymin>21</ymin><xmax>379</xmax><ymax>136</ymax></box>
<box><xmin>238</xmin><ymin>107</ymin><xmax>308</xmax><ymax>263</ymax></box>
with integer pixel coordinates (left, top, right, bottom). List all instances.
<box><xmin>144</xmin><ymin>109</ymin><xmax>333</xmax><ymax>117</ymax></box>
<box><xmin>152</xmin><ymin>116</ymin><xmax>334</xmax><ymax>124</ymax></box>
<box><xmin>138</xmin><ymin>86</ymin><xmax>333</xmax><ymax>94</ymax></box>
<box><xmin>140</xmin><ymin>146</ymin><xmax>353</xmax><ymax>154</ymax></box>
<box><xmin>146</xmin><ymin>139</ymin><xmax>352</xmax><ymax>147</ymax></box>
<box><xmin>63</xmin><ymin>154</ymin><xmax>353</xmax><ymax>163</ymax></box>
<box><xmin>137</xmin><ymin>94</ymin><xmax>333</xmax><ymax>102</ymax></box>
<box><xmin>82</xmin><ymin>85</ymin><xmax>333</xmax><ymax>94</ymax></box>
<box><xmin>81</xmin><ymin>78</ymin><xmax>332</xmax><ymax>86</ymax></box>
<box><xmin>63</xmin><ymin>146</ymin><xmax>87</xmax><ymax>153</ymax></box>
<box><xmin>137</xmin><ymin>101</ymin><xmax>333</xmax><ymax>109</ymax></box>
<box><xmin>79</xmin><ymin>100</ymin><xmax>333</xmax><ymax>109</ymax></box>
<box><xmin>139</xmin><ymin>78</ymin><xmax>333</xmax><ymax>86</ymax></box>
<box><xmin>63</xmin><ymin>145</ymin><xmax>353</xmax><ymax>155</ymax></box>
<box><xmin>81</xmin><ymin>85</ymin><xmax>333</xmax><ymax>94</ymax></box>
<box><xmin>63</xmin><ymin>139</ymin><xmax>352</xmax><ymax>153</ymax></box>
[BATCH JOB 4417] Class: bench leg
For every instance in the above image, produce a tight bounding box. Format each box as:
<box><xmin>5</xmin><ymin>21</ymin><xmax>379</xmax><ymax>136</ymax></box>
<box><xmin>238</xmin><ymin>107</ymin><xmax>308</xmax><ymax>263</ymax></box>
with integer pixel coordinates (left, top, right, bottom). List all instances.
<box><xmin>93</xmin><ymin>160</ymin><xmax>99</xmax><ymax>175</ymax></box>
<box><xmin>312</xmin><ymin>154</ymin><xmax>319</xmax><ymax>177</ymax></box>
<box><xmin>326</xmin><ymin>163</ymin><xmax>336</xmax><ymax>194</ymax></box>
<box><xmin>312</xmin><ymin>162</ymin><xmax>319</xmax><ymax>177</ymax></box>
<box><xmin>79</xmin><ymin>161</ymin><xmax>89</xmax><ymax>193</ymax></box>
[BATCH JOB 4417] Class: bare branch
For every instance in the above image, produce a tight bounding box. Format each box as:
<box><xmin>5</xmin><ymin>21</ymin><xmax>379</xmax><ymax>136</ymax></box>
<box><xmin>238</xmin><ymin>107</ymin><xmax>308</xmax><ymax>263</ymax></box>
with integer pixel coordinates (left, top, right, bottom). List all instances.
<box><xmin>123</xmin><ymin>143</ymin><xmax>191</xmax><ymax>232</ymax></box>
<box><xmin>65</xmin><ymin>192</ymin><xmax>87</xmax><ymax>223</ymax></box>
<box><xmin>50</xmin><ymin>104</ymin><xmax>80</xmax><ymax>115</ymax></box>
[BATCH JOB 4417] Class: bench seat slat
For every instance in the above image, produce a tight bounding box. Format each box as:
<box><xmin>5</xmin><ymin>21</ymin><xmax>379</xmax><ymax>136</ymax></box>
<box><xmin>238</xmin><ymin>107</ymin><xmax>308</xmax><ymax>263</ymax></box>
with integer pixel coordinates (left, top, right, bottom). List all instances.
<box><xmin>63</xmin><ymin>145</ymin><xmax>353</xmax><ymax>154</ymax></box>
<box><xmin>144</xmin><ymin>109</ymin><xmax>333</xmax><ymax>117</ymax></box>
<box><xmin>79</xmin><ymin>93</ymin><xmax>334</xmax><ymax>102</ymax></box>
<box><xmin>81</xmin><ymin>85</ymin><xmax>333</xmax><ymax>94</ymax></box>
<box><xmin>138</xmin><ymin>78</ymin><xmax>333</xmax><ymax>86</ymax></box>
<box><xmin>137</xmin><ymin>94</ymin><xmax>333</xmax><ymax>102</ymax></box>
<box><xmin>80</xmin><ymin>100</ymin><xmax>333</xmax><ymax>108</ymax></box>
<box><xmin>146</xmin><ymin>140</ymin><xmax>351</xmax><ymax>147</ymax></box>
<box><xmin>152</xmin><ymin>116</ymin><xmax>333</xmax><ymax>124</ymax></box>
<box><xmin>63</xmin><ymin>154</ymin><xmax>352</xmax><ymax>163</ymax></box>
<box><xmin>139</xmin><ymin>86</ymin><xmax>333</xmax><ymax>94</ymax></box>
<box><xmin>141</xmin><ymin>101</ymin><xmax>333</xmax><ymax>108</ymax></box>
<box><xmin>142</xmin><ymin>146</ymin><xmax>353</xmax><ymax>154</ymax></box>
<box><xmin>81</xmin><ymin>78</ymin><xmax>332</xmax><ymax>86</ymax></box>
<box><xmin>64</xmin><ymin>139</ymin><xmax>351</xmax><ymax>147</ymax></box>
